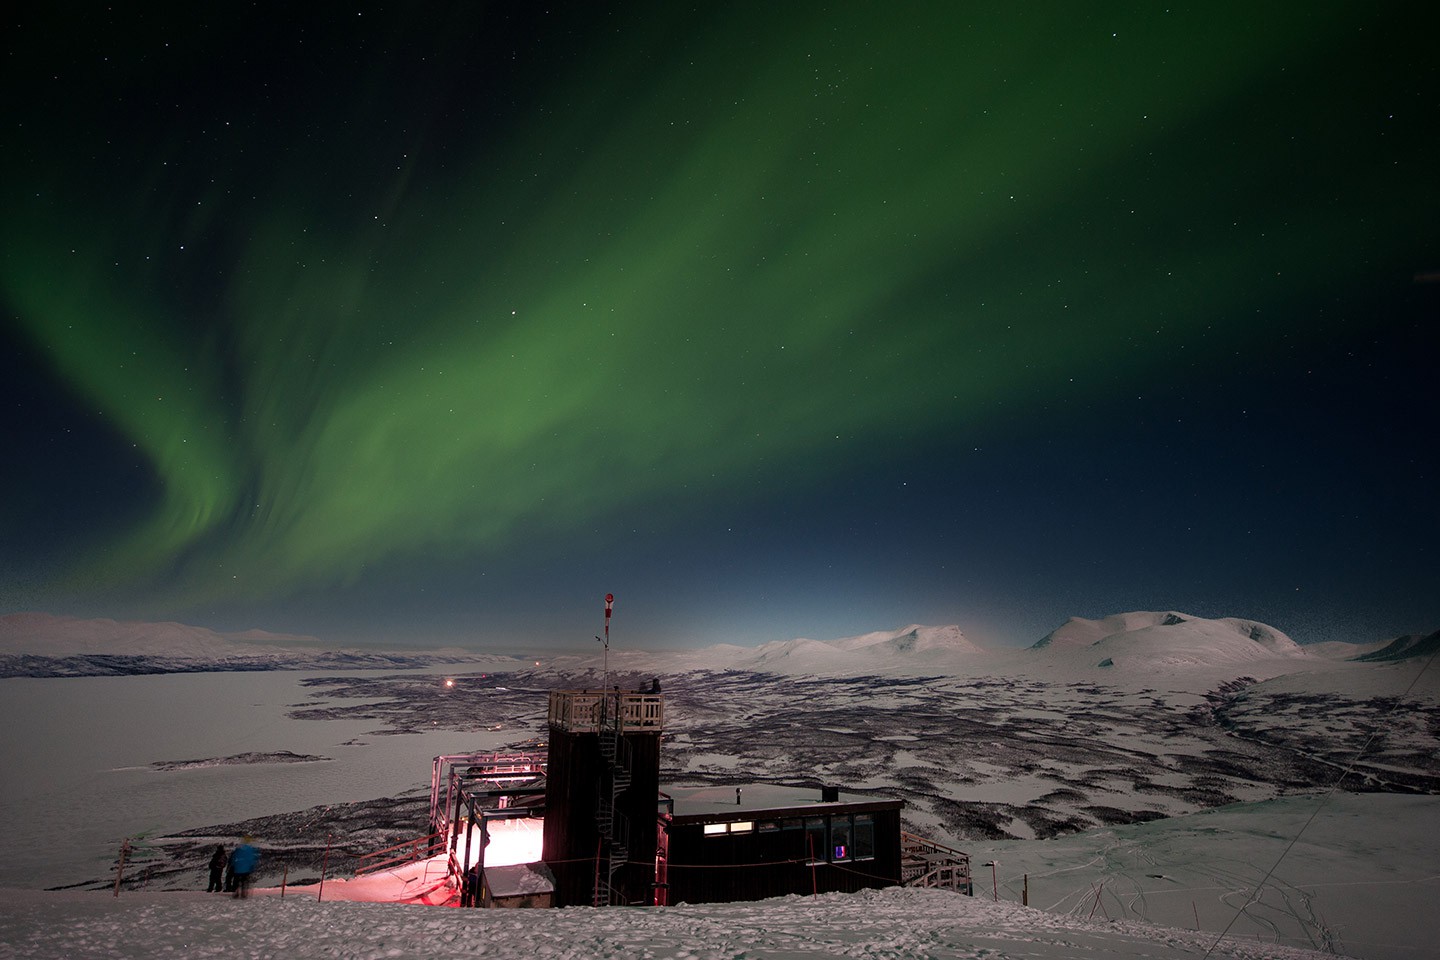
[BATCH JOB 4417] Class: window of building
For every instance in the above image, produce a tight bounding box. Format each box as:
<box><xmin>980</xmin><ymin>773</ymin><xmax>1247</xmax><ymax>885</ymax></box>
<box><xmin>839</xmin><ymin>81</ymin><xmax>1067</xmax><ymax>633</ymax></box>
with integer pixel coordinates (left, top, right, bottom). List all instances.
<box><xmin>853</xmin><ymin>814</ymin><xmax>874</xmax><ymax>859</ymax></box>
<box><xmin>804</xmin><ymin>817</ymin><xmax>827</xmax><ymax>863</ymax></box>
<box><xmin>779</xmin><ymin>818</ymin><xmax>804</xmax><ymax>862</ymax></box>
<box><xmin>831</xmin><ymin>817</ymin><xmax>852</xmax><ymax>861</ymax></box>
<box><xmin>706</xmin><ymin>811</ymin><xmax>878</xmax><ymax>862</ymax></box>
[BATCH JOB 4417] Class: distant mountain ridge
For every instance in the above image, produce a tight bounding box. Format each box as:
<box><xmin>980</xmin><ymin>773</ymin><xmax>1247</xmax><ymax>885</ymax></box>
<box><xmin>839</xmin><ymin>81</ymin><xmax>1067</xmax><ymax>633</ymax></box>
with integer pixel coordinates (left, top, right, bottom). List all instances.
<box><xmin>10</xmin><ymin>609</ymin><xmax>1433</xmax><ymax>682</ymax></box>
<box><xmin>0</xmin><ymin>612</ymin><xmax>509</xmax><ymax>678</ymax></box>
<box><xmin>0</xmin><ymin>612</ymin><xmax>322</xmax><ymax>657</ymax></box>
<box><xmin>730</xmin><ymin>623</ymin><xmax>981</xmax><ymax>673</ymax></box>
<box><xmin>1029</xmin><ymin>611</ymin><xmax>1305</xmax><ymax>668</ymax></box>
<box><xmin>548</xmin><ymin>623</ymin><xmax>986</xmax><ymax>679</ymax></box>
<box><xmin>611</xmin><ymin>611</ymin><xmax>1330</xmax><ymax>679</ymax></box>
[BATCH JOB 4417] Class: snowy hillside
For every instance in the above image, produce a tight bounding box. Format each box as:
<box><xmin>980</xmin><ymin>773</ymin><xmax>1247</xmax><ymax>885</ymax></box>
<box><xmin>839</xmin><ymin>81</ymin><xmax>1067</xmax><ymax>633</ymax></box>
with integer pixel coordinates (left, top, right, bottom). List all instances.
<box><xmin>1301</xmin><ymin>639</ymin><xmax>1393</xmax><ymax>661</ymax></box>
<box><xmin>825</xmin><ymin>623</ymin><xmax>980</xmax><ymax>656</ymax></box>
<box><xmin>1028</xmin><ymin>611</ymin><xmax>1306</xmax><ymax>669</ymax></box>
<box><xmin>0</xmin><ymin>884</ymin><xmax>1341</xmax><ymax>960</ymax></box>
<box><xmin>1353</xmin><ymin>628</ymin><xmax>1440</xmax><ymax>663</ymax></box>
<box><xmin>972</xmin><ymin>792</ymin><xmax>1440</xmax><ymax>960</ymax></box>
<box><xmin>733</xmin><ymin>624</ymin><xmax>980</xmax><ymax>673</ymax></box>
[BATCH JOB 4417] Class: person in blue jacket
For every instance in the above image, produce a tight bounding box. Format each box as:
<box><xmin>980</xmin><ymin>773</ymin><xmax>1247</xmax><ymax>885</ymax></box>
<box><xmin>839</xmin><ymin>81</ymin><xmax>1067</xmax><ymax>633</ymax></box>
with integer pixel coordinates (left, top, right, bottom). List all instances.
<box><xmin>230</xmin><ymin>836</ymin><xmax>259</xmax><ymax>898</ymax></box>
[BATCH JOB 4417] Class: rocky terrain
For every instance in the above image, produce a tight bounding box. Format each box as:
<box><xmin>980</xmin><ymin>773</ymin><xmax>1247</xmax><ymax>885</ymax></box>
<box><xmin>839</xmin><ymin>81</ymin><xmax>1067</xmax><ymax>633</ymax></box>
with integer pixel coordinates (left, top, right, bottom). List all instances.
<box><xmin>148</xmin><ymin>752</ymin><xmax>333</xmax><ymax>772</ymax></box>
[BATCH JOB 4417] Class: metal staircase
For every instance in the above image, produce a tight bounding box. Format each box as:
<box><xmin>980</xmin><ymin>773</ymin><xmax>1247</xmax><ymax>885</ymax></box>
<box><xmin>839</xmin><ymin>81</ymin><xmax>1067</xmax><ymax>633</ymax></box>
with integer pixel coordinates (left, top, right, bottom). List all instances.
<box><xmin>594</xmin><ymin>708</ymin><xmax>633</xmax><ymax>905</ymax></box>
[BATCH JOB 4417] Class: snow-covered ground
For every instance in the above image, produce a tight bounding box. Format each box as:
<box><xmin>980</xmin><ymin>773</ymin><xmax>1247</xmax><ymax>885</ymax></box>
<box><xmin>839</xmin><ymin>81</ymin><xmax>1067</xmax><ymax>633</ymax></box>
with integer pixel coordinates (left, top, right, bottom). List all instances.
<box><xmin>2</xmin><ymin>610</ymin><xmax>1435</xmax><ymax>959</ymax></box>
<box><xmin>971</xmin><ymin>792</ymin><xmax>1440</xmax><ymax>960</ymax></box>
<box><xmin>0</xmin><ymin>884</ymin><xmax>1341</xmax><ymax>960</ymax></box>
<box><xmin>4</xmin><ymin>791</ymin><xmax>1429</xmax><ymax>959</ymax></box>
<box><xmin>0</xmin><ymin>668</ymin><xmax>511</xmax><ymax>888</ymax></box>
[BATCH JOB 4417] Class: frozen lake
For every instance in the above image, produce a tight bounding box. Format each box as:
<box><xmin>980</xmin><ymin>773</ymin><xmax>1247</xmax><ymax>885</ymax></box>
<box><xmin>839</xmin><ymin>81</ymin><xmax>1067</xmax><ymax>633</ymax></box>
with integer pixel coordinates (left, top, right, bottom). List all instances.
<box><xmin>0</xmin><ymin>669</ymin><xmax>506</xmax><ymax>888</ymax></box>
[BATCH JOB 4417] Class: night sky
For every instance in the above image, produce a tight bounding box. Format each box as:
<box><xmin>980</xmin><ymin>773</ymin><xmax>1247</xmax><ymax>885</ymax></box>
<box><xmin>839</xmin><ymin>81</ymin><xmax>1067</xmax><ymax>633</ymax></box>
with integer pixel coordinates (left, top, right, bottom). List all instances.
<box><xmin>2</xmin><ymin>3</ymin><xmax>1436</xmax><ymax>651</ymax></box>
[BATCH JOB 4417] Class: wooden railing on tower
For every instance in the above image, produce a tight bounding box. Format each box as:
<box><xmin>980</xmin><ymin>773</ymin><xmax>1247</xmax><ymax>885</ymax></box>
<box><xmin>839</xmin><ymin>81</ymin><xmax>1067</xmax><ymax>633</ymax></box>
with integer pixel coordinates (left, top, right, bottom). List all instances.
<box><xmin>547</xmin><ymin>690</ymin><xmax>664</xmax><ymax>733</ymax></box>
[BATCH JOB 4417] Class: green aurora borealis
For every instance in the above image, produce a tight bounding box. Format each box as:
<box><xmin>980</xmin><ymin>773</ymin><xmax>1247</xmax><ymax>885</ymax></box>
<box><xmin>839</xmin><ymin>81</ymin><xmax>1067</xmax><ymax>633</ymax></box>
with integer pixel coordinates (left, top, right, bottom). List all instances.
<box><xmin>2</xmin><ymin>3</ymin><xmax>1435</xmax><ymax>646</ymax></box>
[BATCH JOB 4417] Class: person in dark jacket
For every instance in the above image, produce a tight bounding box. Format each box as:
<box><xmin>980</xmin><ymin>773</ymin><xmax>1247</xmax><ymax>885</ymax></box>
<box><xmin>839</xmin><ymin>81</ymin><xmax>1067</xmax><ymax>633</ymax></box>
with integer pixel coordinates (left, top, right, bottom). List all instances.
<box><xmin>206</xmin><ymin>845</ymin><xmax>226</xmax><ymax>892</ymax></box>
<box><xmin>231</xmin><ymin>836</ymin><xmax>259</xmax><ymax>898</ymax></box>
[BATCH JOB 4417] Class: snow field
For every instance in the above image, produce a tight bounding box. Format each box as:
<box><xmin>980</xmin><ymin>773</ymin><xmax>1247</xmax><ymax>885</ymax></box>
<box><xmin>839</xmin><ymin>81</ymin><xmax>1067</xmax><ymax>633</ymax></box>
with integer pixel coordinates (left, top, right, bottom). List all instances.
<box><xmin>0</xmin><ymin>886</ymin><xmax>1338</xmax><ymax>960</ymax></box>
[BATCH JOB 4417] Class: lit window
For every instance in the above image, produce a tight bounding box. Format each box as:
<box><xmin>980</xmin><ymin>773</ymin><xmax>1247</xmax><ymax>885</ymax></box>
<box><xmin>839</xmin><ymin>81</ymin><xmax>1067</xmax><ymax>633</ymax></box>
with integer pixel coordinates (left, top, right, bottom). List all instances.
<box><xmin>703</xmin><ymin>823</ymin><xmax>727</xmax><ymax>836</ymax></box>
<box><xmin>730</xmin><ymin>821</ymin><xmax>754</xmax><ymax>834</ymax></box>
<box><xmin>832</xmin><ymin>817</ymin><xmax>852</xmax><ymax>862</ymax></box>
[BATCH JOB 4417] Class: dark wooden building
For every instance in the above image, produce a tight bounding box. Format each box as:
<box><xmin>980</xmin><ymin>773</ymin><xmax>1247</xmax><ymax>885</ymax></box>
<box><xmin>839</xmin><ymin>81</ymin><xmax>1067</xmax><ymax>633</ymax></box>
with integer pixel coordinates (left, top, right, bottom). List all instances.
<box><xmin>531</xmin><ymin>687</ymin><xmax>960</xmax><ymax>909</ymax></box>
<box><xmin>656</xmin><ymin>784</ymin><xmax>904</xmax><ymax>905</ymax></box>
<box><xmin>540</xmin><ymin>690</ymin><xmax>663</xmax><ymax>906</ymax></box>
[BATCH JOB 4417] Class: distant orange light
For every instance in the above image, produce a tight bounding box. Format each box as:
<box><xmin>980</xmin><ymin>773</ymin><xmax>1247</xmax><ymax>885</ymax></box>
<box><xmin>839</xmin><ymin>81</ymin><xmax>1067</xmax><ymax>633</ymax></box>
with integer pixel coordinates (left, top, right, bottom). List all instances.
<box><xmin>444</xmin><ymin>678</ymin><xmax>455</xmax><ymax>688</ymax></box>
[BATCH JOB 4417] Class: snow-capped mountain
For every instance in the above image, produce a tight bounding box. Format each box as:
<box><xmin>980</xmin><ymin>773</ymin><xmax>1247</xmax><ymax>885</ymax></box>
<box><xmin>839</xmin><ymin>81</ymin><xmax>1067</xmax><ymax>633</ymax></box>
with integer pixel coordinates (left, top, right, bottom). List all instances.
<box><xmin>10</xmin><ymin>608</ymin><xmax>1428</xmax><ymax>683</ymax></box>
<box><xmin>831</xmin><ymin>623</ymin><xmax>979</xmax><ymax>655</ymax></box>
<box><xmin>536</xmin><ymin>623</ymin><xmax>984</xmax><ymax>679</ymax></box>
<box><xmin>730</xmin><ymin>623</ymin><xmax>981</xmax><ymax>674</ymax></box>
<box><xmin>1029</xmin><ymin>611</ymin><xmax>1306</xmax><ymax>668</ymax></box>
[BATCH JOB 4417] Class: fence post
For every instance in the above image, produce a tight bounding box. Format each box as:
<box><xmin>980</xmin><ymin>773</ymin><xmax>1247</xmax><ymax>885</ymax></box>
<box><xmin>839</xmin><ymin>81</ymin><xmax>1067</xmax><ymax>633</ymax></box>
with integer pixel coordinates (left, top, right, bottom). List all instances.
<box><xmin>1088</xmin><ymin>881</ymin><xmax>1106</xmax><ymax>920</ymax></box>
<box><xmin>113</xmin><ymin>838</ymin><xmax>130</xmax><ymax>898</ymax></box>
<box><xmin>808</xmin><ymin>834</ymin><xmax>818</xmax><ymax>897</ymax></box>
<box><xmin>318</xmin><ymin>833</ymin><xmax>333</xmax><ymax>902</ymax></box>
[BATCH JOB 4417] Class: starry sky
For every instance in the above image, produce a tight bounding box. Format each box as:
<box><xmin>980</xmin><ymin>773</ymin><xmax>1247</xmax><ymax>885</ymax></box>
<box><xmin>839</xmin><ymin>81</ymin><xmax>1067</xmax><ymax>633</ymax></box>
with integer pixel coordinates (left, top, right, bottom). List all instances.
<box><xmin>2</xmin><ymin>2</ymin><xmax>1436</xmax><ymax>651</ymax></box>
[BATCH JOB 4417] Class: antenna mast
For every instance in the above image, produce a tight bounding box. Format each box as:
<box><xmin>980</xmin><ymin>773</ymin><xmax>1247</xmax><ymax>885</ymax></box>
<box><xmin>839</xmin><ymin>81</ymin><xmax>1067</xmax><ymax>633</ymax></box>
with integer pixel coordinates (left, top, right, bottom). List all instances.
<box><xmin>596</xmin><ymin>592</ymin><xmax>614</xmax><ymax>688</ymax></box>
